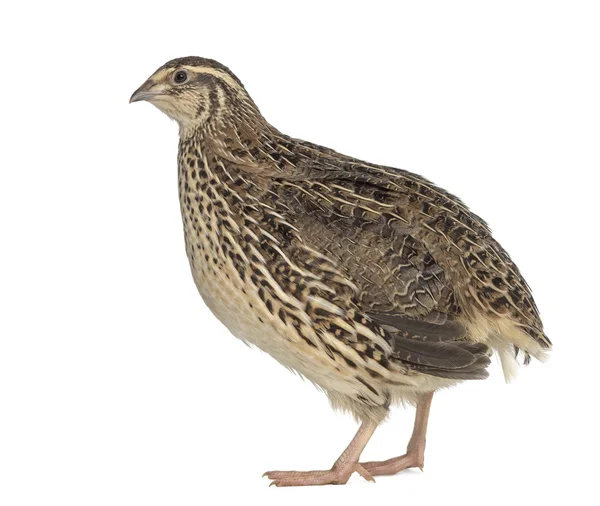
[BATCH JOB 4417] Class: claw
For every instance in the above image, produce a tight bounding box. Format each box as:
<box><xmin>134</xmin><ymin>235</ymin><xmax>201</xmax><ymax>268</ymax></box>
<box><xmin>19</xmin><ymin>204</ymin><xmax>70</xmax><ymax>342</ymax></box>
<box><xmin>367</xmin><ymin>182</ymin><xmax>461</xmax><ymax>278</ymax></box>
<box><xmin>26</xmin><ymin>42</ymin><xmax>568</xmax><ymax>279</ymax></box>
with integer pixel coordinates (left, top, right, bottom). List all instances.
<box><xmin>355</xmin><ymin>464</ymin><xmax>376</xmax><ymax>483</ymax></box>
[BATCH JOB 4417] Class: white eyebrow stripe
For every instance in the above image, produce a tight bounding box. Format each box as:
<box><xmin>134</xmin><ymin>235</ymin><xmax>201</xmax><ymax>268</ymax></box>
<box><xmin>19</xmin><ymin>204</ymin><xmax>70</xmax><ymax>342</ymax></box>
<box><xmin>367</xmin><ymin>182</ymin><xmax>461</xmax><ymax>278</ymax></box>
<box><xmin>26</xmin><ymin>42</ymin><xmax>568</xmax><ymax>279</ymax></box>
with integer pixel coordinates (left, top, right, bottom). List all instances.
<box><xmin>180</xmin><ymin>66</ymin><xmax>244</xmax><ymax>92</ymax></box>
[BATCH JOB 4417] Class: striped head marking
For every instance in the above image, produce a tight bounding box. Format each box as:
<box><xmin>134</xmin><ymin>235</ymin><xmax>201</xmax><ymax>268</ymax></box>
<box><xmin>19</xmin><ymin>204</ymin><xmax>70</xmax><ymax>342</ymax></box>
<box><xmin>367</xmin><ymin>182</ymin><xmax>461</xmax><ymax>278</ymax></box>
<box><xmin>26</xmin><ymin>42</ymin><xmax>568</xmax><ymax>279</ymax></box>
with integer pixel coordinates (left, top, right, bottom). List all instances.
<box><xmin>130</xmin><ymin>57</ymin><xmax>253</xmax><ymax>130</ymax></box>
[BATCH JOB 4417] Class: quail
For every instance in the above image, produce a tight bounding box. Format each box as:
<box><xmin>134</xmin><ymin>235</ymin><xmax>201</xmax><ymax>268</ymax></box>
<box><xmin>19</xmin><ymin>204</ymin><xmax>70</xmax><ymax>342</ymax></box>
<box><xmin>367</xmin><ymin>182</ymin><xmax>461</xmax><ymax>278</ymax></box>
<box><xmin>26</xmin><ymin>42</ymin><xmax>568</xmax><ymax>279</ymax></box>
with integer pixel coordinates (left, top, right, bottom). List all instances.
<box><xmin>130</xmin><ymin>57</ymin><xmax>551</xmax><ymax>487</ymax></box>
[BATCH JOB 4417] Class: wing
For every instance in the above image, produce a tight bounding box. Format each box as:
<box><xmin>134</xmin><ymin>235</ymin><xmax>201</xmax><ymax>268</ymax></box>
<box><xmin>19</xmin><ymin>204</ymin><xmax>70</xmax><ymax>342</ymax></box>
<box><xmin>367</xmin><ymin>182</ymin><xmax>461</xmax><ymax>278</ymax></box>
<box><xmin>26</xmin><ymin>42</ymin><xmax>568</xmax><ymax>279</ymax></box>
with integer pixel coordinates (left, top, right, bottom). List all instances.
<box><xmin>261</xmin><ymin>145</ymin><xmax>492</xmax><ymax>379</ymax></box>
<box><xmin>259</xmin><ymin>133</ymin><xmax>549</xmax><ymax>352</ymax></box>
<box><xmin>270</xmin><ymin>157</ymin><xmax>460</xmax><ymax>322</ymax></box>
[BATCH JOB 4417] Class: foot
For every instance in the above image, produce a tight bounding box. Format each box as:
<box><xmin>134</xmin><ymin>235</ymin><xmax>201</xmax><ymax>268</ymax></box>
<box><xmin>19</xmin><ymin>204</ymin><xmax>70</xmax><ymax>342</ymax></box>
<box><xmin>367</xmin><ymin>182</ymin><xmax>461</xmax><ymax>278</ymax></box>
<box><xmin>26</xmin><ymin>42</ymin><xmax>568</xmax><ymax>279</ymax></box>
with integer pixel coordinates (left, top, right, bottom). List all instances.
<box><xmin>263</xmin><ymin>463</ymin><xmax>375</xmax><ymax>487</ymax></box>
<box><xmin>359</xmin><ymin>443</ymin><xmax>425</xmax><ymax>476</ymax></box>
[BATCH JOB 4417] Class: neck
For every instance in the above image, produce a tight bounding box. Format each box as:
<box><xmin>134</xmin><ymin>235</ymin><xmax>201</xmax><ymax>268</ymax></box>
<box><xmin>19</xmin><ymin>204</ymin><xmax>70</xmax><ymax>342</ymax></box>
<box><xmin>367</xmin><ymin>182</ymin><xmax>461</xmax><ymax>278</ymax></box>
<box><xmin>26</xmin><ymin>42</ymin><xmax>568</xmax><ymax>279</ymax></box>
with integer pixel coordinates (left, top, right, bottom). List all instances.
<box><xmin>179</xmin><ymin>89</ymin><xmax>266</xmax><ymax>138</ymax></box>
<box><xmin>179</xmin><ymin>100</ymin><xmax>281</xmax><ymax>175</ymax></box>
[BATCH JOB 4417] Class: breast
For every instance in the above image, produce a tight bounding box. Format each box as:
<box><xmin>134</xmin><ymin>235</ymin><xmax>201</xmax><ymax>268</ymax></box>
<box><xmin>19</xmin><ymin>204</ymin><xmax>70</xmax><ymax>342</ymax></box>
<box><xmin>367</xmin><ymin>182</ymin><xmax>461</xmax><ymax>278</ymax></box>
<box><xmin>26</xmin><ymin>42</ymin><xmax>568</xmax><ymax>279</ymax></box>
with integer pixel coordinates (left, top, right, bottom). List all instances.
<box><xmin>180</xmin><ymin>203</ymin><xmax>268</xmax><ymax>348</ymax></box>
<box><xmin>179</xmin><ymin>191</ymin><xmax>341</xmax><ymax>384</ymax></box>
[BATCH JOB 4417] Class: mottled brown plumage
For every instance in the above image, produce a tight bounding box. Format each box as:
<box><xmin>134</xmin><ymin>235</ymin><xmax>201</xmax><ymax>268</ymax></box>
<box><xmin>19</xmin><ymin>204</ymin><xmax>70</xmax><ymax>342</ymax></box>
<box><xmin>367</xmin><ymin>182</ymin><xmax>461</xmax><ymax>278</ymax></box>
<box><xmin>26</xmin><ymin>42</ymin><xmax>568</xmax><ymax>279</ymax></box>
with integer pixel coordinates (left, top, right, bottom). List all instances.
<box><xmin>131</xmin><ymin>57</ymin><xmax>551</xmax><ymax>486</ymax></box>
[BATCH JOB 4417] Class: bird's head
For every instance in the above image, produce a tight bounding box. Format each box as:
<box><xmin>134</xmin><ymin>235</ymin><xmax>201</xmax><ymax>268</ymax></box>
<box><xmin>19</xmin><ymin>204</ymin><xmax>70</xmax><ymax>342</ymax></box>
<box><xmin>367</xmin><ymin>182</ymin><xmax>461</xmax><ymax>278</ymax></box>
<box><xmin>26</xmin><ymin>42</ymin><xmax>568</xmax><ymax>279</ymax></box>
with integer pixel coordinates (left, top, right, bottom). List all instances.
<box><xmin>130</xmin><ymin>57</ymin><xmax>259</xmax><ymax>132</ymax></box>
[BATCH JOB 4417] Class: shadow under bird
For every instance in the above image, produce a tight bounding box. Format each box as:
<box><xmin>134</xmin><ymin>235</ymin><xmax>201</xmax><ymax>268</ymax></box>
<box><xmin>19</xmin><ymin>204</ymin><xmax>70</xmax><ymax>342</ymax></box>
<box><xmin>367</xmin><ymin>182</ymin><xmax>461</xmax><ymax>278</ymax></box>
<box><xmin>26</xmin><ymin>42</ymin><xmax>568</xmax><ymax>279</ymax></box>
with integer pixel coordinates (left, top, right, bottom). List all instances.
<box><xmin>130</xmin><ymin>57</ymin><xmax>551</xmax><ymax>487</ymax></box>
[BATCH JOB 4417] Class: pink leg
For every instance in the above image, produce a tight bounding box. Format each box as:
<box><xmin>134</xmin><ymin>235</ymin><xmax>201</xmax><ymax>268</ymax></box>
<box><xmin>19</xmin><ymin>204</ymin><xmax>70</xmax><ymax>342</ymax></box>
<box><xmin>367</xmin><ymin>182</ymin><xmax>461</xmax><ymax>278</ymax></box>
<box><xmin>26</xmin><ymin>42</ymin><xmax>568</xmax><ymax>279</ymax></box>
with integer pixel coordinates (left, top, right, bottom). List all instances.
<box><xmin>360</xmin><ymin>391</ymin><xmax>434</xmax><ymax>476</ymax></box>
<box><xmin>263</xmin><ymin>419</ymin><xmax>380</xmax><ymax>487</ymax></box>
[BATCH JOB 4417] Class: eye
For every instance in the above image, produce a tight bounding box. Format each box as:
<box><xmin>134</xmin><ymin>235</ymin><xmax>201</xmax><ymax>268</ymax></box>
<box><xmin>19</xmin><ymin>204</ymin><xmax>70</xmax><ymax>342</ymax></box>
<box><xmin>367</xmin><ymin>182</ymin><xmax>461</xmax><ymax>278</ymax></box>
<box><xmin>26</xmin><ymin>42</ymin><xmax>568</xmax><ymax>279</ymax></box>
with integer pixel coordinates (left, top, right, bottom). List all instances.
<box><xmin>173</xmin><ymin>70</ymin><xmax>189</xmax><ymax>84</ymax></box>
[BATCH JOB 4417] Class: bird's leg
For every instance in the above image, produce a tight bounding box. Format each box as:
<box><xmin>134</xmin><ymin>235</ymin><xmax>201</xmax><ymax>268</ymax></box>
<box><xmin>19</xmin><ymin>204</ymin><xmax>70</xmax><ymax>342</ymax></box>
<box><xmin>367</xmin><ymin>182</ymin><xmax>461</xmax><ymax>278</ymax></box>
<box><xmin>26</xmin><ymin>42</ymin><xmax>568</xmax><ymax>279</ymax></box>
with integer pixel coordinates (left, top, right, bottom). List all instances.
<box><xmin>263</xmin><ymin>419</ymin><xmax>380</xmax><ymax>487</ymax></box>
<box><xmin>359</xmin><ymin>391</ymin><xmax>434</xmax><ymax>476</ymax></box>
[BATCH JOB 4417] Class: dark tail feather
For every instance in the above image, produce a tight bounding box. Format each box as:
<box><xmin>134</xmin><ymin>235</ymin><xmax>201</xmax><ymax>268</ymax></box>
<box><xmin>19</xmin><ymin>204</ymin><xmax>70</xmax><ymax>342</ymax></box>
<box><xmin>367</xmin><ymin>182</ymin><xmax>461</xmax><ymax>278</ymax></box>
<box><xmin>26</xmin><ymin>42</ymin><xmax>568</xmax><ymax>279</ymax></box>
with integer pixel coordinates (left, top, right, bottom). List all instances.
<box><xmin>407</xmin><ymin>352</ymin><xmax>491</xmax><ymax>380</ymax></box>
<box><xmin>368</xmin><ymin>311</ymin><xmax>492</xmax><ymax>381</ymax></box>
<box><xmin>390</xmin><ymin>331</ymin><xmax>491</xmax><ymax>380</ymax></box>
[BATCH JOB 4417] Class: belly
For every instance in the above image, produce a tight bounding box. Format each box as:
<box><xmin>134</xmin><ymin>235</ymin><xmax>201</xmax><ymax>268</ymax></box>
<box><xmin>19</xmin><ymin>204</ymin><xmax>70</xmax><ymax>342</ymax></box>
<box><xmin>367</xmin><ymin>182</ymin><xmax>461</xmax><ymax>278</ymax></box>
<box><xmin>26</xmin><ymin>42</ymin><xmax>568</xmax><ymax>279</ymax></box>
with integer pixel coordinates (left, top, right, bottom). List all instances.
<box><xmin>190</xmin><ymin>253</ymin><xmax>276</xmax><ymax>351</ymax></box>
<box><xmin>183</xmin><ymin>227</ymin><xmax>377</xmax><ymax>398</ymax></box>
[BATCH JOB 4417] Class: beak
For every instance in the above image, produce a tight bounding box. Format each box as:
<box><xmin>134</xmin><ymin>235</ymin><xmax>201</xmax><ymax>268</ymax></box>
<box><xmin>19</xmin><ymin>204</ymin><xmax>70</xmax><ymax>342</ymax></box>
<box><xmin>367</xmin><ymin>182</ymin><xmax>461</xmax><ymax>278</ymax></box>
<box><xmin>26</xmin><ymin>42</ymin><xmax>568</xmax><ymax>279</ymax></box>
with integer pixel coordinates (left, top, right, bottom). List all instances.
<box><xmin>129</xmin><ymin>80</ymin><xmax>164</xmax><ymax>103</ymax></box>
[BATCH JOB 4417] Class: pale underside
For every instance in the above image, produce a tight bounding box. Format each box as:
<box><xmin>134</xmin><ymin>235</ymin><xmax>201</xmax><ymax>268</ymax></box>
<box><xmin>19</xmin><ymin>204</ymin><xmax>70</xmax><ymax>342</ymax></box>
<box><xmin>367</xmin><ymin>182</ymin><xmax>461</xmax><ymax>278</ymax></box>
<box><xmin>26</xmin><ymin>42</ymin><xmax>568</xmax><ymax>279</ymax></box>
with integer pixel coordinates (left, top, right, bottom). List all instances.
<box><xmin>188</xmin><ymin>233</ymin><xmax>454</xmax><ymax>415</ymax></box>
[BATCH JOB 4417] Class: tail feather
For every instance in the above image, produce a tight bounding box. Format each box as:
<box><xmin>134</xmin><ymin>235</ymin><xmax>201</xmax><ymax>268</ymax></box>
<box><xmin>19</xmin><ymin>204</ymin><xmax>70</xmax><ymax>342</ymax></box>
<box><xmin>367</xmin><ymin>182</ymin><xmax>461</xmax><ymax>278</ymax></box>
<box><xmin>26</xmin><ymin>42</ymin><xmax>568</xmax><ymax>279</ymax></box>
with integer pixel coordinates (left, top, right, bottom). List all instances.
<box><xmin>387</xmin><ymin>328</ymin><xmax>492</xmax><ymax>381</ymax></box>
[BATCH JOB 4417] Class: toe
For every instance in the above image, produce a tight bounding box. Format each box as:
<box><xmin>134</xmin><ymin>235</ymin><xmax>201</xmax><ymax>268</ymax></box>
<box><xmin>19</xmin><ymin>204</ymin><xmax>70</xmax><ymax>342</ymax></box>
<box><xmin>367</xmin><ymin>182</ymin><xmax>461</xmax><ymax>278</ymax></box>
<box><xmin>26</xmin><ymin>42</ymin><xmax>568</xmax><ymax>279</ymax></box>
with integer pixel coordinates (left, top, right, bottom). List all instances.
<box><xmin>354</xmin><ymin>464</ymin><xmax>376</xmax><ymax>482</ymax></box>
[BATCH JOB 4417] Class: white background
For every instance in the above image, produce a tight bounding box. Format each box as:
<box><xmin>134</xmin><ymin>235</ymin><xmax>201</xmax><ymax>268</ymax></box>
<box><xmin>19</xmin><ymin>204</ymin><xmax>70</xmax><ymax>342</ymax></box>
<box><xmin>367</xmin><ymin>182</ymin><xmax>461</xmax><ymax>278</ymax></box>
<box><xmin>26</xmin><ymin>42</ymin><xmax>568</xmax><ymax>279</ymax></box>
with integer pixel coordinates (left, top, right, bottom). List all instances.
<box><xmin>1</xmin><ymin>1</ymin><xmax>599</xmax><ymax>505</ymax></box>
